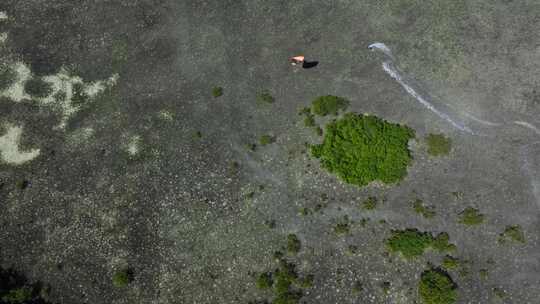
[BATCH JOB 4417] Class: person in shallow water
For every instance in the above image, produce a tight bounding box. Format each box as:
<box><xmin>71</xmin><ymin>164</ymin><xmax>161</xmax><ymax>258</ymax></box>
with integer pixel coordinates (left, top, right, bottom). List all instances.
<box><xmin>289</xmin><ymin>55</ymin><xmax>305</xmax><ymax>66</ymax></box>
<box><xmin>289</xmin><ymin>55</ymin><xmax>319</xmax><ymax>69</ymax></box>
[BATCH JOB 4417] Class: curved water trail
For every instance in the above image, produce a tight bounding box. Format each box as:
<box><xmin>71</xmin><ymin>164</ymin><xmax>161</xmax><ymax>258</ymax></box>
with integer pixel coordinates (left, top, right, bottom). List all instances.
<box><xmin>514</xmin><ymin>121</ymin><xmax>540</xmax><ymax>136</ymax></box>
<box><xmin>369</xmin><ymin>41</ymin><xmax>540</xmax><ymax>207</ymax></box>
<box><xmin>460</xmin><ymin>110</ymin><xmax>502</xmax><ymax>127</ymax></box>
<box><xmin>368</xmin><ymin>42</ymin><xmax>394</xmax><ymax>59</ymax></box>
<box><xmin>381</xmin><ymin>61</ymin><xmax>475</xmax><ymax>134</ymax></box>
<box><xmin>369</xmin><ymin>42</ymin><xmax>474</xmax><ymax>134</ymax></box>
<box><xmin>369</xmin><ymin>42</ymin><xmax>540</xmax><ymax>135</ymax></box>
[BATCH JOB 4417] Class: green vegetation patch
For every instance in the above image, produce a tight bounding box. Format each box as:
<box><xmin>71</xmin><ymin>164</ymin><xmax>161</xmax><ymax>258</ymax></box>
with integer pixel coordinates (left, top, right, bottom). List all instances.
<box><xmin>257</xmin><ymin>90</ymin><xmax>274</xmax><ymax>104</ymax></box>
<box><xmin>499</xmin><ymin>225</ymin><xmax>525</xmax><ymax>244</ymax></box>
<box><xmin>303</xmin><ymin>114</ymin><xmax>315</xmax><ymax>127</ymax></box>
<box><xmin>441</xmin><ymin>255</ymin><xmax>460</xmax><ymax>270</ymax></box>
<box><xmin>212</xmin><ymin>86</ymin><xmax>223</xmax><ymax>98</ymax></box>
<box><xmin>0</xmin><ymin>64</ymin><xmax>17</xmax><ymax>91</ymax></box>
<box><xmin>24</xmin><ymin>77</ymin><xmax>53</xmax><ymax>98</ymax></box>
<box><xmin>413</xmin><ymin>199</ymin><xmax>436</xmax><ymax>218</ymax></box>
<box><xmin>426</xmin><ymin>133</ymin><xmax>452</xmax><ymax>156</ymax></box>
<box><xmin>255</xmin><ymin>259</ymin><xmax>313</xmax><ymax>303</ymax></box>
<box><xmin>458</xmin><ymin>207</ymin><xmax>484</xmax><ymax>226</ymax></box>
<box><xmin>333</xmin><ymin>216</ymin><xmax>351</xmax><ymax>235</ymax></box>
<box><xmin>0</xmin><ymin>266</ymin><xmax>53</xmax><ymax>304</ymax></box>
<box><xmin>386</xmin><ymin>229</ymin><xmax>455</xmax><ymax>259</ymax></box>
<box><xmin>311</xmin><ymin>113</ymin><xmax>415</xmax><ymax>187</ymax></box>
<box><xmin>493</xmin><ymin>287</ymin><xmax>506</xmax><ymax>299</ymax></box>
<box><xmin>256</xmin><ymin>272</ymin><xmax>273</xmax><ymax>289</ymax></box>
<box><xmin>418</xmin><ymin>268</ymin><xmax>457</xmax><ymax>304</ymax></box>
<box><xmin>311</xmin><ymin>95</ymin><xmax>349</xmax><ymax>116</ymax></box>
<box><xmin>112</xmin><ymin>268</ymin><xmax>133</xmax><ymax>288</ymax></box>
<box><xmin>361</xmin><ymin>196</ymin><xmax>378</xmax><ymax>210</ymax></box>
<box><xmin>287</xmin><ymin>234</ymin><xmax>301</xmax><ymax>255</ymax></box>
<box><xmin>1</xmin><ymin>287</ymin><xmax>33</xmax><ymax>303</ymax></box>
<box><xmin>259</xmin><ymin>135</ymin><xmax>275</xmax><ymax>146</ymax></box>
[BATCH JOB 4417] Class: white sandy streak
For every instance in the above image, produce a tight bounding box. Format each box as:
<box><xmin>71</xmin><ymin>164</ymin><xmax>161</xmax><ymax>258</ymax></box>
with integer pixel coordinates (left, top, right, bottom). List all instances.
<box><xmin>368</xmin><ymin>42</ymin><xmax>394</xmax><ymax>59</ymax></box>
<box><xmin>382</xmin><ymin>61</ymin><xmax>475</xmax><ymax>134</ymax></box>
<box><xmin>460</xmin><ymin>110</ymin><xmax>502</xmax><ymax>126</ymax></box>
<box><xmin>514</xmin><ymin>121</ymin><xmax>540</xmax><ymax>135</ymax></box>
<box><xmin>370</xmin><ymin>42</ymin><xmax>540</xmax><ymax>207</ymax></box>
<box><xmin>368</xmin><ymin>42</ymin><xmax>474</xmax><ymax>134</ymax></box>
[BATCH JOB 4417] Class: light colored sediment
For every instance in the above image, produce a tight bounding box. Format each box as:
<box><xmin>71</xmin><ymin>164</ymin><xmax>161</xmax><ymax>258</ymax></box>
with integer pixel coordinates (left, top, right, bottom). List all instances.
<box><xmin>0</xmin><ymin>125</ymin><xmax>40</xmax><ymax>164</ymax></box>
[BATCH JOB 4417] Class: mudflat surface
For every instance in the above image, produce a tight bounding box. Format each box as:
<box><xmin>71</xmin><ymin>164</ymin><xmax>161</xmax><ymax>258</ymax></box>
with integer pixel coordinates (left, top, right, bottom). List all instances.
<box><xmin>0</xmin><ymin>1</ymin><xmax>539</xmax><ymax>303</ymax></box>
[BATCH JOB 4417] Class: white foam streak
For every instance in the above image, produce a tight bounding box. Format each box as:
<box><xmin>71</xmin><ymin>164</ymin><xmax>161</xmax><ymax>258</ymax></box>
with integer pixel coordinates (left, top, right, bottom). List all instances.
<box><xmin>382</xmin><ymin>61</ymin><xmax>474</xmax><ymax>134</ymax></box>
<box><xmin>368</xmin><ymin>42</ymin><xmax>394</xmax><ymax>59</ymax></box>
<box><xmin>514</xmin><ymin>121</ymin><xmax>540</xmax><ymax>135</ymax></box>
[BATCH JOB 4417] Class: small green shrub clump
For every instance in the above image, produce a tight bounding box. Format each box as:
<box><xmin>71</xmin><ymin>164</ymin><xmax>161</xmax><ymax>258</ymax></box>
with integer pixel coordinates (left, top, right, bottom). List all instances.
<box><xmin>253</xmin><ymin>236</ymin><xmax>315</xmax><ymax>304</ymax></box>
<box><xmin>334</xmin><ymin>223</ymin><xmax>350</xmax><ymax>235</ymax></box>
<box><xmin>257</xmin><ymin>90</ymin><xmax>274</xmax><ymax>104</ymax></box>
<box><xmin>287</xmin><ymin>234</ymin><xmax>301</xmax><ymax>254</ymax></box>
<box><xmin>259</xmin><ymin>135</ymin><xmax>274</xmax><ymax>146</ymax></box>
<box><xmin>256</xmin><ymin>272</ymin><xmax>273</xmax><ymax>289</ymax></box>
<box><xmin>386</xmin><ymin>229</ymin><xmax>455</xmax><ymax>259</ymax></box>
<box><xmin>352</xmin><ymin>281</ymin><xmax>363</xmax><ymax>294</ymax></box>
<box><xmin>24</xmin><ymin>77</ymin><xmax>53</xmax><ymax>98</ymax></box>
<box><xmin>345</xmin><ymin>245</ymin><xmax>359</xmax><ymax>256</ymax></box>
<box><xmin>441</xmin><ymin>255</ymin><xmax>460</xmax><ymax>270</ymax></box>
<box><xmin>16</xmin><ymin>180</ymin><xmax>29</xmax><ymax>190</ymax></box>
<box><xmin>418</xmin><ymin>268</ymin><xmax>457</xmax><ymax>304</ymax></box>
<box><xmin>298</xmin><ymin>274</ymin><xmax>314</xmax><ymax>288</ymax></box>
<box><xmin>0</xmin><ymin>266</ymin><xmax>54</xmax><ymax>304</ymax></box>
<box><xmin>311</xmin><ymin>113</ymin><xmax>415</xmax><ymax>187</ymax></box>
<box><xmin>256</xmin><ymin>258</ymin><xmax>314</xmax><ymax>304</ymax></box>
<box><xmin>298</xmin><ymin>107</ymin><xmax>311</xmax><ymax>116</ymax></box>
<box><xmin>333</xmin><ymin>216</ymin><xmax>351</xmax><ymax>235</ymax></box>
<box><xmin>381</xmin><ymin>281</ymin><xmax>391</xmax><ymax>295</ymax></box>
<box><xmin>499</xmin><ymin>225</ymin><xmax>525</xmax><ymax>243</ymax></box>
<box><xmin>412</xmin><ymin>199</ymin><xmax>436</xmax><ymax>218</ymax></box>
<box><xmin>458</xmin><ymin>207</ymin><xmax>484</xmax><ymax>226</ymax></box>
<box><xmin>431</xmin><ymin>232</ymin><xmax>456</xmax><ymax>252</ymax></box>
<box><xmin>112</xmin><ymin>268</ymin><xmax>133</xmax><ymax>288</ymax></box>
<box><xmin>493</xmin><ymin>287</ymin><xmax>506</xmax><ymax>299</ymax></box>
<box><xmin>303</xmin><ymin>114</ymin><xmax>315</xmax><ymax>127</ymax></box>
<box><xmin>479</xmin><ymin>269</ymin><xmax>488</xmax><ymax>280</ymax></box>
<box><xmin>1</xmin><ymin>286</ymin><xmax>33</xmax><ymax>303</ymax></box>
<box><xmin>311</xmin><ymin>95</ymin><xmax>349</xmax><ymax>116</ymax></box>
<box><xmin>362</xmin><ymin>196</ymin><xmax>377</xmax><ymax>210</ymax></box>
<box><xmin>314</xmin><ymin>126</ymin><xmax>323</xmax><ymax>136</ymax></box>
<box><xmin>212</xmin><ymin>86</ymin><xmax>223</xmax><ymax>97</ymax></box>
<box><xmin>426</xmin><ymin>133</ymin><xmax>452</xmax><ymax>156</ymax></box>
<box><xmin>0</xmin><ymin>64</ymin><xmax>17</xmax><ymax>91</ymax></box>
<box><xmin>272</xmin><ymin>259</ymin><xmax>303</xmax><ymax>304</ymax></box>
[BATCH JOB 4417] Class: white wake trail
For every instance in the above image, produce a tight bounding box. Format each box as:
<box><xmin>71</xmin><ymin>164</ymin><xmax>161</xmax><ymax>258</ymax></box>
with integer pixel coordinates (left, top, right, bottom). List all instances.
<box><xmin>369</xmin><ymin>42</ymin><xmax>474</xmax><ymax>134</ymax></box>
<box><xmin>381</xmin><ymin>61</ymin><xmax>475</xmax><ymax>134</ymax></box>
<box><xmin>514</xmin><ymin>121</ymin><xmax>540</xmax><ymax>135</ymax></box>
<box><xmin>368</xmin><ymin>42</ymin><xmax>394</xmax><ymax>59</ymax></box>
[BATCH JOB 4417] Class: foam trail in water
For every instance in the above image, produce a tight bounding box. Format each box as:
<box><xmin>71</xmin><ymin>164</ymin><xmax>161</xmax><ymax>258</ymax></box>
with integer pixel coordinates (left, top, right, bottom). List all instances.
<box><xmin>381</xmin><ymin>61</ymin><xmax>474</xmax><ymax>134</ymax></box>
<box><xmin>514</xmin><ymin>121</ymin><xmax>540</xmax><ymax>135</ymax></box>
<box><xmin>460</xmin><ymin>110</ymin><xmax>502</xmax><ymax>126</ymax></box>
<box><xmin>368</xmin><ymin>42</ymin><xmax>394</xmax><ymax>59</ymax></box>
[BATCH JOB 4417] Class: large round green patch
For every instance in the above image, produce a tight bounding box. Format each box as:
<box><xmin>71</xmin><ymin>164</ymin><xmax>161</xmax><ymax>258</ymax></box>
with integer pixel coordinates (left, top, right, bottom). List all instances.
<box><xmin>311</xmin><ymin>113</ymin><xmax>415</xmax><ymax>187</ymax></box>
